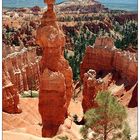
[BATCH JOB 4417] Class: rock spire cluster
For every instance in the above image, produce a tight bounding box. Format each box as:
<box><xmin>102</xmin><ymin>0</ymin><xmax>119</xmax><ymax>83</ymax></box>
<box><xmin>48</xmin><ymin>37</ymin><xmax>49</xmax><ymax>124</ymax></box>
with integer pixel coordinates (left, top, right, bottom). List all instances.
<box><xmin>2</xmin><ymin>47</ymin><xmax>40</xmax><ymax>114</ymax></box>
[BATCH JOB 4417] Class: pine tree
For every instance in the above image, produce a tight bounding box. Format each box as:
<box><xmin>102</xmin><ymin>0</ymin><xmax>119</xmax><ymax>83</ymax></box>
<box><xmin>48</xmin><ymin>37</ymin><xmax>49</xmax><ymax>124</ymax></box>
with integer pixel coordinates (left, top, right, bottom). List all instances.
<box><xmin>80</xmin><ymin>91</ymin><xmax>131</xmax><ymax>140</ymax></box>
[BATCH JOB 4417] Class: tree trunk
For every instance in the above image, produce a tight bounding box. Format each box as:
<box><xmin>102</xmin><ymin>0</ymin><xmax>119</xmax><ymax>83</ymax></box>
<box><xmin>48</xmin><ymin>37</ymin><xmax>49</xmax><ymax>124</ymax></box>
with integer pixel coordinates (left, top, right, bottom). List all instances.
<box><xmin>104</xmin><ymin>94</ymin><xmax>109</xmax><ymax>140</ymax></box>
<box><xmin>31</xmin><ymin>90</ymin><xmax>32</xmax><ymax>97</ymax></box>
<box><xmin>104</xmin><ymin>124</ymin><xmax>107</xmax><ymax>140</ymax></box>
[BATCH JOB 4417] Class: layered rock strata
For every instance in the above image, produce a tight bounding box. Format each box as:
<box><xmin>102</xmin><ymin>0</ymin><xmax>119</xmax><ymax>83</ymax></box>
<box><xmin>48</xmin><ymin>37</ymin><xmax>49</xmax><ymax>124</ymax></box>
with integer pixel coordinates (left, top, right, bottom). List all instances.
<box><xmin>57</xmin><ymin>0</ymin><xmax>108</xmax><ymax>14</ymax></box>
<box><xmin>36</xmin><ymin>0</ymin><xmax>73</xmax><ymax>137</ymax></box>
<box><xmin>2</xmin><ymin>63</ymin><xmax>22</xmax><ymax>114</ymax></box>
<box><xmin>80</xmin><ymin>37</ymin><xmax>137</xmax><ymax>85</ymax></box>
<box><xmin>2</xmin><ymin>47</ymin><xmax>40</xmax><ymax>113</ymax></box>
<box><xmin>81</xmin><ymin>37</ymin><xmax>137</xmax><ymax>112</ymax></box>
<box><xmin>82</xmin><ymin>69</ymin><xmax>112</xmax><ymax>112</ymax></box>
<box><xmin>3</xmin><ymin>47</ymin><xmax>41</xmax><ymax>94</ymax></box>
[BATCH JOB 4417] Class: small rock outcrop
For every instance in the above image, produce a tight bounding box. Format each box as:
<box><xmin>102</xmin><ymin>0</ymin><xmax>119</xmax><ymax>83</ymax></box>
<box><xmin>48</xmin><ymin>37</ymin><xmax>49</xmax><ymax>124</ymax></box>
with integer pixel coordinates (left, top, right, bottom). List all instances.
<box><xmin>36</xmin><ymin>0</ymin><xmax>73</xmax><ymax>138</ymax></box>
<box><xmin>128</xmin><ymin>83</ymin><xmax>138</xmax><ymax>107</ymax></box>
<box><xmin>82</xmin><ymin>69</ymin><xmax>112</xmax><ymax>113</ymax></box>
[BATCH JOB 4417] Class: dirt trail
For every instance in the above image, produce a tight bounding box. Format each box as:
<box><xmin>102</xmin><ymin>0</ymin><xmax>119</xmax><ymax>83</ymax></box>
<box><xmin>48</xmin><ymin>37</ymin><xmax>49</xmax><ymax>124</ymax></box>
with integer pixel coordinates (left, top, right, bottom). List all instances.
<box><xmin>127</xmin><ymin>107</ymin><xmax>137</xmax><ymax>139</ymax></box>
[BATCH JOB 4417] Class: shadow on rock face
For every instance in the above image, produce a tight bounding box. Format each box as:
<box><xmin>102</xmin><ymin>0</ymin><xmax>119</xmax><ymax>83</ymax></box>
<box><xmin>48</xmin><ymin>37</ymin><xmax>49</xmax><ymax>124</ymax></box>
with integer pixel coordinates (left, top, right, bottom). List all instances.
<box><xmin>36</xmin><ymin>47</ymin><xmax>43</xmax><ymax>56</ymax></box>
<box><xmin>128</xmin><ymin>84</ymin><xmax>138</xmax><ymax>108</ymax></box>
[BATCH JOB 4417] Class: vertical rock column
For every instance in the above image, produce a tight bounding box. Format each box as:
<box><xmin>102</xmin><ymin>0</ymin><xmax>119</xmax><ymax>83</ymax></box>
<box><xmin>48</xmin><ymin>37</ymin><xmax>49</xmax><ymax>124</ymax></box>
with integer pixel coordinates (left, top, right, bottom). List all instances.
<box><xmin>2</xmin><ymin>61</ymin><xmax>22</xmax><ymax>114</ymax></box>
<box><xmin>82</xmin><ymin>70</ymin><xmax>111</xmax><ymax>113</ymax></box>
<box><xmin>36</xmin><ymin>0</ymin><xmax>73</xmax><ymax>138</ymax></box>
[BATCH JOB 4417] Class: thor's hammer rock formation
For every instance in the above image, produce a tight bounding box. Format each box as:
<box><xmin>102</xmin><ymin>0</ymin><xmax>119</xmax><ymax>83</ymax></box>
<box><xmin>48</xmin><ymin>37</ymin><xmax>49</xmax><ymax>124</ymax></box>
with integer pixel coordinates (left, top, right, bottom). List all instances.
<box><xmin>36</xmin><ymin>0</ymin><xmax>73</xmax><ymax>138</ymax></box>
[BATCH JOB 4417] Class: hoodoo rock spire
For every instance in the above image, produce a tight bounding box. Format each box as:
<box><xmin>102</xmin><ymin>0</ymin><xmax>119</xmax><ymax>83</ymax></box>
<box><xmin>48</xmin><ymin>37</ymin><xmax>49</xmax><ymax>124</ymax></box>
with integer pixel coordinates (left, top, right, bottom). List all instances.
<box><xmin>36</xmin><ymin>0</ymin><xmax>73</xmax><ymax>138</ymax></box>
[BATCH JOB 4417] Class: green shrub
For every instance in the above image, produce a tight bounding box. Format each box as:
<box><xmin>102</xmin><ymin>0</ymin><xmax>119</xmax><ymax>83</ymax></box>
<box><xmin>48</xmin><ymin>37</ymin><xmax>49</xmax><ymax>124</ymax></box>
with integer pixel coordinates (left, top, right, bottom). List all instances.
<box><xmin>21</xmin><ymin>90</ymin><xmax>39</xmax><ymax>98</ymax></box>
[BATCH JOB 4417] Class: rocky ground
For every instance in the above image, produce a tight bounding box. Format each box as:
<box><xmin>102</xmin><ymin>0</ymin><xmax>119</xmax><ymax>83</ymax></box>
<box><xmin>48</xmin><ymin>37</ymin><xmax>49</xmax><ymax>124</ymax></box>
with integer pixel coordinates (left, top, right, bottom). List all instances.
<box><xmin>3</xmin><ymin>97</ymin><xmax>82</xmax><ymax>140</ymax></box>
<box><xmin>3</xmin><ymin>95</ymin><xmax>137</xmax><ymax>140</ymax></box>
<box><xmin>127</xmin><ymin>108</ymin><xmax>137</xmax><ymax>139</ymax></box>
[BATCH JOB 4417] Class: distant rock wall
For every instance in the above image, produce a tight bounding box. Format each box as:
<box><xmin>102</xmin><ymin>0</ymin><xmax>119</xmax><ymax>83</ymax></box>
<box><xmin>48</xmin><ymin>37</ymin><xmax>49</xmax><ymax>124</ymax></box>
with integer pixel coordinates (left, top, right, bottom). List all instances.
<box><xmin>57</xmin><ymin>1</ymin><xmax>108</xmax><ymax>14</ymax></box>
<box><xmin>114</xmin><ymin>13</ymin><xmax>138</xmax><ymax>25</ymax></box>
<box><xmin>62</xmin><ymin>22</ymin><xmax>111</xmax><ymax>35</ymax></box>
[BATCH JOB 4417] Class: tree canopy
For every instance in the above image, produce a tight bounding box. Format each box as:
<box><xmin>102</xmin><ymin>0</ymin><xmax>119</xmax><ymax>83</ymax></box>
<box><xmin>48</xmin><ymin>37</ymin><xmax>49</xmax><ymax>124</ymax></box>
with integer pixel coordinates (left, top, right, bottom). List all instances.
<box><xmin>80</xmin><ymin>91</ymin><xmax>130</xmax><ymax>140</ymax></box>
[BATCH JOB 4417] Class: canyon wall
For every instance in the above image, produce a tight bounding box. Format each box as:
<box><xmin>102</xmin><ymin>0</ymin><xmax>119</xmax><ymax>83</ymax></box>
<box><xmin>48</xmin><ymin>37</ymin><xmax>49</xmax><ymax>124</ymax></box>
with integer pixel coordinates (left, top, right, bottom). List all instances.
<box><xmin>80</xmin><ymin>37</ymin><xmax>137</xmax><ymax>85</ymax></box>
<box><xmin>36</xmin><ymin>0</ymin><xmax>73</xmax><ymax>138</ymax></box>
<box><xmin>3</xmin><ymin>47</ymin><xmax>41</xmax><ymax>93</ymax></box>
<box><xmin>2</xmin><ymin>47</ymin><xmax>41</xmax><ymax>113</ymax></box>
<box><xmin>81</xmin><ymin>37</ymin><xmax>138</xmax><ymax>112</ymax></box>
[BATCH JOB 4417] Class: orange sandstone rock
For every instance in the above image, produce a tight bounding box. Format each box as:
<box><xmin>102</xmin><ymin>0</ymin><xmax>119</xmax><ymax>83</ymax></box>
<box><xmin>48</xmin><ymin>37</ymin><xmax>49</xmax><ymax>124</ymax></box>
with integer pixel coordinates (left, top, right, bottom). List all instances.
<box><xmin>81</xmin><ymin>37</ymin><xmax>138</xmax><ymax>112</ymax></box>
<box><xmin>2</xmin><ymin>47</ymin><xmax>41</xmax><ymax>113</ymax></box>
<box><xmin>2</xmin><ymin>47</ymin><xmax>41</xmax><ymax>94</ymax></box>
<box><xmin>2</xmin><ymin>62</ymin><xmax>22</xmax><ymax>114</ymax></box>
<box><xmin>82</xmin><ymin>69</ymin><xmax>112</xmax><ymax>113</ymax></box>
<box><xmin>80</xmin><ymin>37</ymin><xmax>137</xmax><ymax>84</ymax></box>
<box><xmin>36</xmin><ymin>0</ymin><xmax>73</xmax><ymax>138</ymax></box>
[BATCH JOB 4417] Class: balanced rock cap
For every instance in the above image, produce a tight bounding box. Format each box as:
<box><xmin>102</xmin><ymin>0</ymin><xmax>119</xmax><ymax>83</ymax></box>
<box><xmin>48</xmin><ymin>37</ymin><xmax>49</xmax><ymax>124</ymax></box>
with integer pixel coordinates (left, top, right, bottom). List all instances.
<box><xmin>44</xmin><ymin>0</ymin><xmax>55</xmax><ymax>5</ymax></box>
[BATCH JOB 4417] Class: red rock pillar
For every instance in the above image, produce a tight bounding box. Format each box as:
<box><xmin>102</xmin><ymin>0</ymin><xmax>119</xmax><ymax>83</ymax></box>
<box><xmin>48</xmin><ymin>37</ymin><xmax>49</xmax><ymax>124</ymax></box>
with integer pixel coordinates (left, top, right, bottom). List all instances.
<box><xmin>2</xmin><ymin>62</ymin><xmax>22</xmax><ymax>114</ymax></box>
<box><xmin>36</xmin><ymin>0</ymin><xmax>73</xmax><ymax>137</ymax></box>
<box><xmin>82</xmin><ymin>69</ymin><xmax>108</xmax><ymax>113</ymax></box>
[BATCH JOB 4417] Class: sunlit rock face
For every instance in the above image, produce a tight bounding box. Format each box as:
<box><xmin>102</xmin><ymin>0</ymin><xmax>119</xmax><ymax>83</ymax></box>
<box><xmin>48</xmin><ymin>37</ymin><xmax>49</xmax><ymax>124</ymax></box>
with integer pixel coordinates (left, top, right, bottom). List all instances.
<box><xmin>81</xmin><ymin>37</ymin><xmax>138</xmax><ymax>112</ymax></box>
<box><xmin>82</xmin><ymin>69</ymin><xmax>112</xmax><ymax>113</ymax></box>
<box><xmin>2</xmin><ymin>62</ymin><xmax>22</xmax><ymax>114</ymax></box>
<box><xmin>2</xmin><ymin>47</ymin><xmax>41</xmax><ymax>114</ymax></box>
<box><xmin>80</xmin><ymin>37</ymin><xmax>116</xmax><ymax>81</ymax></box>
<box><xmin>2</xmin><ymin>47</ymin><xmax>41</xmax><ymax>94</ymax></box>
<box><xmin>80</xmin><ymin>37</ymin><xmax>137</xmax><ymax>85</ymax></box>
<box><xmin>36</xmin><ymin>0</ymin><xmax>73</xmax><ymax>137</ymax></box>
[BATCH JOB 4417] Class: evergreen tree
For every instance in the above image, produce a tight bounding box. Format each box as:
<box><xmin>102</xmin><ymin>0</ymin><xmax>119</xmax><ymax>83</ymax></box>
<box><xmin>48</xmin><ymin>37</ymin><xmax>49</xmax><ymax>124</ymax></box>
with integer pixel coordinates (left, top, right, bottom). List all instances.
<box><xmin>80</xmin><ymin>91</ymin><xmax>130</xmax><ymax>140</ymax></box>
<box><xmin>65</xmin><ymin>27</ymin><xmax>96</xmax><ymax>80</ymax></box>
